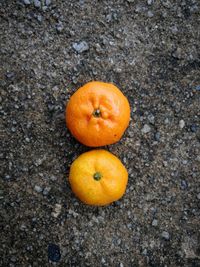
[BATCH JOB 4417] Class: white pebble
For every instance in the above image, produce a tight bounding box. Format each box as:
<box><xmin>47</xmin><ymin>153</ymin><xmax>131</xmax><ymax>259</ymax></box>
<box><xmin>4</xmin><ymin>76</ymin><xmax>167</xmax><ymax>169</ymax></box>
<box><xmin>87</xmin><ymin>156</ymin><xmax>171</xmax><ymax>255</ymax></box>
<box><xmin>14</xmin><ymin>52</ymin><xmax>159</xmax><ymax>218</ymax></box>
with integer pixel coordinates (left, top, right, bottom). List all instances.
<box><xmin>72</xmin><ymin>41</ymin><xmax>89</xmax><ymax>53</ymax></box>
<box><xmin>179</xmin><ymin>119</ymin><xmax>185</xmax><ymax>129</ymax></box>
<box><xmin>34</xmin><ymin>0</ymin><xmax>41</xmax><ymax>8</ymax></box>
<box><xmin>147</xmin><ymin>0</ymin><xmax>153</xmax><ymax>5</ymax></box>
<box><xmin>45</xmin><ymin>0</ymin><xmax>51</xmax><ymax>5</ymax></box>
<box><xmin>161</xmin><ymin>231</ymin><xmax>170</xmax><ymax>240</ymax></box>
<box><xmin>34</xmin><ymin>185</ymin><xmax>43</xmax><ymax>193</ymax></box>
<box><xmin>152</xmin><ymin>219</ymin><xmax>158</xmax><ymax>226</ymax></box>
<box><xmin>23</xmin><ymin>0</ymin><xmax>31</xmax><ymax>4</ymax></box>
<box><xmin>141</xmin><ymin>124</ymin><xmax>151</xmax><ymax>134</ymax></box>
<box><xmin>51</xmin><ymin>204</ymin><xmax>62</xmax><ymax>218</ymax></box>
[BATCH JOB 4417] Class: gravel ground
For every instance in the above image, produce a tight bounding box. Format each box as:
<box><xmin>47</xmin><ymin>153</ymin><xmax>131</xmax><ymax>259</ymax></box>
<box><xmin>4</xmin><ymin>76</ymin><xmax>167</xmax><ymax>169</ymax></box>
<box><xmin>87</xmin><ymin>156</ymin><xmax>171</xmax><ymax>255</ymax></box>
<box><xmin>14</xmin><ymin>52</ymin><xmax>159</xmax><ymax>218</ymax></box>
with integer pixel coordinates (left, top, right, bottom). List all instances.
<box><xmin>1</xmin><ymin>0</ymin><xmax>200</xmax><ymax>266</ymax></box>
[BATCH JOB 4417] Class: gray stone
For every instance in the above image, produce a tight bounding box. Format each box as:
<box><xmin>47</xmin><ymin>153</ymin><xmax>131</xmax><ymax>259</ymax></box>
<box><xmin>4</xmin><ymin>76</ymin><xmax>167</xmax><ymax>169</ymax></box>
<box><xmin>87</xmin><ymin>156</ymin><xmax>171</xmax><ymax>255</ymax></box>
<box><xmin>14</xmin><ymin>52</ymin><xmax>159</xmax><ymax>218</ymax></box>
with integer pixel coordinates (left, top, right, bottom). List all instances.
<box><xmin>0</xmin><ymin>190</ymin><xmax>4</xmax><ymax>199</ymax></box>
<box><xmin>155</xmin><ymin>132</ymin><xmax>161</xmax><ymax>141</ymax></box>
<box><xmin>161</xmin><ymin>231</ymin><xmax>170</xmax><ymax>240</ymax></box>
<box><xmin>37</xmin><ymin>15</ymin><xmax>43</xmax><ymax>22</ymax></box>
<box><xmin>147</xmin><ymin>0</ymin><xmax>153</xmax><ymax>5</ymax></box>
<box><xmin>11</xmin><ymin>127</ymin><xmax>16</xmax><ymax>133</ymax></box>
<box><xmin>195</xmin><ymin>85</ymin><xmax>200</xmax><ymax>91</ymax></box>
<box><xmin>34</xmin><ymin>0</ymin><xmax>41</xmax><ymax>8</ymax></box>
<box><xmin>141</xmin><ymin>124</ymin><xmax>151</xmax><ymax>133</ymax></box>
<box><xmin>197</xmin><ymin>193</ymin><xmax>200</xmax><ymax>200</ymax></box>
<box><xmin>45</xmin><ymin>0</ymin><xmax>51</xmax><ymax>5</ymax></box>
<box><xmin>173</xmin><ymin>47</ymin><xmax>183</xmax><ymax>59</ymax></box>
<box><xmin>72</xmin><ymin>41</ymin><xmax>89</xmax><ymax>53</ymax></box>
<box><xmin>180</xmin><ymin>180</ymin><xmax>188</xmax><ymax>190</ymax></box>
<box><xmin>43</xmin><ymin>186</ymin><xmax>51</xmax><ymax>196</ymax></box>
<box><xmin>147</xmin><ymin>11</ymin><xmax>154</xmax><ymax>17</ymax></box>
<box><xmin>171</xmin><ymin>25</ymin><xmax>178</xmax><ymax>34</ymax></box>
<box><xmin>152</xmin><ymin>219</ymin><xmax>158</xmax><ymax>226</ymax></box>
<box><xmin>147</xmin><ymin>114</ymin><xmax>155</xmax><ymax>124</ymax></box>
<box><xmin>51</xmin><ymin>204</ymin><xmax>62</xmax><ymax>218</ymax></box>
<box><xmin>25</xmin><ymin>137</ymin><xmax>30</xmax><ymax>142</ymax></box>
<box><xmin>179</xmin><ymin>119</ymin><xmax>185</xmax><ymax>129</ymax></box>
<box><xmin>142</xmin><ymin>248</ymin><xmax>148</xmax><ymax>255</ymax></box>
<box><xmin>23</xmin><ymin>0</ymin><xmax>31</xmax><ymax>4</ymax></box>
<box><xmin>34</xmin><ymin>185</ymin><xmax>43</xmax><ymax>193</ymax></box>
<box><xmin>50</xmin><ymin>175</ymin><xmax>57</xmax><ymax>181</ymax></box>
<box><xmin>56</xmin><ymin>23</ymin><xmax>64</xmax><ymax>33</ymax></box>
<box><xmin>190</xmin><ymin>124</ymin><xmax>197</xmax><ymax>132</ymax></box>
<box><xmin>164</xmin><ymin>118</ymin><xmax>170</xmax><ymax>124</ymax></box>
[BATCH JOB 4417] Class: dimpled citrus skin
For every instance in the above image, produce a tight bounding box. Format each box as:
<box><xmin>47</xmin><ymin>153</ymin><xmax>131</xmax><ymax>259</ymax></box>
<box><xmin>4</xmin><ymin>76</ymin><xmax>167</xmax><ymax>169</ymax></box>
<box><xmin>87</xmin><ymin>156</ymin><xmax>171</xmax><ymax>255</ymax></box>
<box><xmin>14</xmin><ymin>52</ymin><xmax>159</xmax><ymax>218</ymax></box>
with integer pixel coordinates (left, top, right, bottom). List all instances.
<box><xmin>66</xmin><ymin>81</ymin><xmax>130</xmax><ymax>147</ymax></box>
<box><xmin>68</xmin><ymin>150</ymin><xmax>128</xmax><ymax>206</ymax></box>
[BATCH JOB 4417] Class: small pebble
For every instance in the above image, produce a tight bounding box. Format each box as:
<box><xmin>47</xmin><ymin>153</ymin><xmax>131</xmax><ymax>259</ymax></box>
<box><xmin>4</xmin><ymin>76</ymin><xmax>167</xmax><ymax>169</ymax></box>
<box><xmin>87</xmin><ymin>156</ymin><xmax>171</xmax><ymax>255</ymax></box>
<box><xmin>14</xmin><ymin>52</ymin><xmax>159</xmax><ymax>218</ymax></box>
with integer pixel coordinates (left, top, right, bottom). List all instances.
<box><xmin>34</xmin><ymin>185</ymin><xmax>43</xmax><ymax>193</ymax></box>
<box><xmin>147</xmin><ymin>11</ymin><xmax>154</xmax><ymax>17</ymax></box>
<box><xmin>147</xmin><ymin>0</ymin><xmax>153</xmax><ymax>5</ymax></box>
<box><xmin>190</xmin><ymin>124</ymin><xmax>197</xmax><ymax>132</ymax></box>
<box><xmin>23</xmin><ymin>0</ymin><xmax>31</xmax><ymax>4</ymax></box>
<box><xmin>0</xmin><ymin>189</ymin><xmax>3</xmax><ymax>199</ymax></box>
<box><xmin>51</xmin><ymin>204</ymin><xmax>62</xmax><ymax>218</ymax></box>
<box><xmin>179</xmin><ymin>119</ymin><xmax>185</xmax><ymax>129</ymax></box>
<box><xmin>155</xmin><ymin>132</ymin><xmax>161</xmax><ymax>141</ymax></box>
<box><xmin>34</xmin><ymin>0</ymin><xmax>41</xmax><ymax>8</ymax></box>
<box><xmin>171</xmin><ymin>25</ymin><xmax>178</xmax><ymax>34</ymax></box>
<box><xmin>141</xmin><ymin>124</ymin><xmax>151</xmax><ymax>134</ymax></box>
<box><xmin>173</xmin><ymin>47</ymin><xmax>183</xmax><ymax>59</ymax></box>
<box><xmin>50</xmin><ymin>175</ymin><xmax>57</xmax><ymax>181</ymax></box>
<box><xmin>152</xmin><ymin>219</ymin><xmax>158</xmax><ymax>226</ymax></box>
<box><xmin>195</xmin><ymin>85</ymin><xmax>200</xmax><ymax>91</ymax></box>
<box><xmin>101</xmin><ymin>258</ymin><xmax>106</xmax><ymax>264</ymax></box>
<box><xmin>6</xmin><ymin>72</ymin><xmax>15</xmax><ymax>79</ymax></box>
<box><xmin>5</xmin><ymin>175</ymin><xmax>11</xmax><ymax>180</ymax></box>
<box><xmin>142</xmin><ymin>248</ymin><xmax>148</xmax><ymax>255</ymax></box>
<box><xmin>48</xmin><ymin>243</ymin><xmax>61</xmax><ymax>262</ymax></box>
<box><xmin>11</xmin><ymin>127</ymin><xmax>16</xmax><ymax>133</ymax></box>
<box><xmin>196</xmin><ymin>193</ymin><xmax>200</xmax><ymax>200</ymax></box>
<box><xmin>37</xmin><ymin>15</ymin><xmax>43</xmax><ymax>22</ymax></box>
<box><xmin>10</xmin><ymin>256</ymin><xmax>17</xmax><ymax>263</ymax></box>
<box><xmin>147</xmin><ymin>114</ymin><xmax>155</xmax><ymax>124</ymax></box>
<box><xmin>43</xmin><ymin>186</ymin><xmax>51</xmax><ymax>196</ymax></box>
<box><xmin>45</xmin><ymin>0</ymin><xmax>51</xmax><ymax>5</ymax></box>
<box><xmin>56</xmin><ymin>23</ymin><xmax>64</xmax><ymax>33</ymax></box>
<box><xmin>180</xmin><ymin>180</ymin><xmax>188</xmax><ymax>190</ymax></box>
<box><xmin>72</xmin><ymin>41</ymin><xmax>89</xmax><ymax>53</ymax></box>
<box><xmin>164</xmin><ymin>118</ymin><xmax>170</xmax><ymax>124</ymax></box>
<box><xmin>161</xmin><ymin>231</ymin><xmax>170</xmax><ymax>240</ymax></box>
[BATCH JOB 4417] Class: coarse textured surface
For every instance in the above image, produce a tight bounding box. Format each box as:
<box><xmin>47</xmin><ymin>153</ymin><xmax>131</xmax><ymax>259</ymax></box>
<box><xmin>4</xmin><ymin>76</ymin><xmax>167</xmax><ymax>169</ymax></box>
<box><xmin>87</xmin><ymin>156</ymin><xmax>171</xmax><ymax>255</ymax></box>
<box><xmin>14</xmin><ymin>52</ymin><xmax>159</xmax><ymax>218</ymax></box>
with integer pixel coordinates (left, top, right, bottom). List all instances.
<box><xmin>0</xmin><ymin>0</ymin><xmax>200</xmax><ymax>266</ymax></box>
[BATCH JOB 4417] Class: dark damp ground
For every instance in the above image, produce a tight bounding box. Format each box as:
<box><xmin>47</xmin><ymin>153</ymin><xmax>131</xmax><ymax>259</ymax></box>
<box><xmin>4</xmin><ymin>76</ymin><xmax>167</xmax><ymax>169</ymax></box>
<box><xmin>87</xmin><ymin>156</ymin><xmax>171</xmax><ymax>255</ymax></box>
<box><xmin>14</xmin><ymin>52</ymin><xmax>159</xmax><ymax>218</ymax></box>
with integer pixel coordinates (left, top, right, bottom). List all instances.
<box><xmin>1</xmin><ymin>1</ymin><xmax>200</xmax><ymax>266</ymax></box>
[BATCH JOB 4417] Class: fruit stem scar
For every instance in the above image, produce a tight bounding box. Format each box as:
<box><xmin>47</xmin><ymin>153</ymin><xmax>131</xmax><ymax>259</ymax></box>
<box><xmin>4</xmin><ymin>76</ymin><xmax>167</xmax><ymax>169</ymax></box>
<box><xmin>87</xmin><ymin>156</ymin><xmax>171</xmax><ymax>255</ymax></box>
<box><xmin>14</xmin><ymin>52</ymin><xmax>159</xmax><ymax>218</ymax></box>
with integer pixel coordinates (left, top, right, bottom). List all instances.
<box><xmin>93</xmin><ymin>108</ymin><xmax>101</xmax><ymax>117</ymax></box>
<box><xmin>93</xmin><ymin>172</ymin><xmax>102</xmax><ymax>181</ymax></box>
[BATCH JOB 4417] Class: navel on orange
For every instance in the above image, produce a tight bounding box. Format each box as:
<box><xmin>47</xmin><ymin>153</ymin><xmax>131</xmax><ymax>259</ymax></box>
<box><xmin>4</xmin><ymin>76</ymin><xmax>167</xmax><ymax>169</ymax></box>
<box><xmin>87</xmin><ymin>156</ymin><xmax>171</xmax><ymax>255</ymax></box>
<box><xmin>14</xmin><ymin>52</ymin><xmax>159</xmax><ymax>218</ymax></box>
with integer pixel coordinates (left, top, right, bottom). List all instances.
<box><xmin>66</xmin><ymin>81</ymin><xmax>130</xmax><ymax>147</ymax></box>
<box><xmin>68</xmin><ymin>150</ymin><xmax>128</xmax><ymax>206</ymax></box>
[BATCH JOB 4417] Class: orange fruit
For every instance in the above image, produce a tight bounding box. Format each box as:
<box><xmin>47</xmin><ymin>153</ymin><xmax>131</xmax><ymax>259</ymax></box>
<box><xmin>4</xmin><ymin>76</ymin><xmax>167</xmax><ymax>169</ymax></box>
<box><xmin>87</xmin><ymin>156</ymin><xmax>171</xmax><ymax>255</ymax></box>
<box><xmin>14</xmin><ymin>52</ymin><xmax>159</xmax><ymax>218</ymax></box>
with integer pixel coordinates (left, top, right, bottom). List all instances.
<box><xmin>66</xmin><ymin>81</ymin><xmax>130</xmax><ymax>147</ymax></box>
<box><xmin>68</xmin><ymin>149</ymin><xmax>128</xmax><ymax>206</ymax></box>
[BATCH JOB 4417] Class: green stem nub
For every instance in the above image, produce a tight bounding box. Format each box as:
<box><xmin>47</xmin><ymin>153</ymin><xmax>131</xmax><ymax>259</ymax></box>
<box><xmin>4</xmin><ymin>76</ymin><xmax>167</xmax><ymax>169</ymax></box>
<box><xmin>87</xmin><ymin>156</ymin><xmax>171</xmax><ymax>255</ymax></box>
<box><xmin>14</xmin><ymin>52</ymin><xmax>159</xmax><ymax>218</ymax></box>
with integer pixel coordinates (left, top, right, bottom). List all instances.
<box><xmin>93</xmin><ymin>108</ymin><xmax>101</xmax><ymax>117</ymax></box>
<box><xmin>93</xmin><ymin>172</ymin><xmax>102</xmax><ymax>181</ymax></box>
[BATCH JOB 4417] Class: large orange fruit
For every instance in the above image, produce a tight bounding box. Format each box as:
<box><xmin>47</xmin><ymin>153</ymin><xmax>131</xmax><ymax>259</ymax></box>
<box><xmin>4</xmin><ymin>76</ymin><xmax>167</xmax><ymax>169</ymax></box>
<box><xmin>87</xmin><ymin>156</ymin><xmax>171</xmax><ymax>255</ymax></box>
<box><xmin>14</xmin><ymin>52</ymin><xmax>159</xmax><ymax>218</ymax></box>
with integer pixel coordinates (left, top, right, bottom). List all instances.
<box><xmin>66</xmin><ymin>81</ymin><xmax>130</xmax><ymax>147</ymax></box>
<box><xmin>68</xmin><ymin>150</ymin><xmax>128</xmax><ymax>206</ymax></box>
